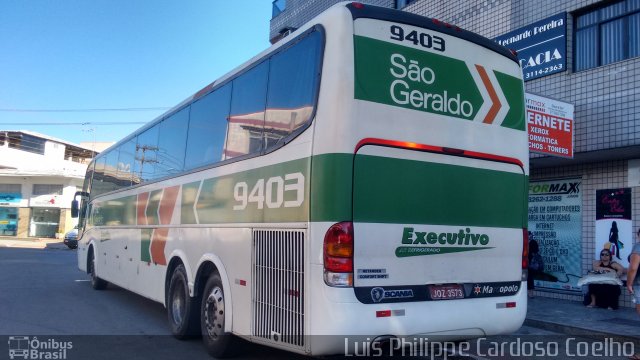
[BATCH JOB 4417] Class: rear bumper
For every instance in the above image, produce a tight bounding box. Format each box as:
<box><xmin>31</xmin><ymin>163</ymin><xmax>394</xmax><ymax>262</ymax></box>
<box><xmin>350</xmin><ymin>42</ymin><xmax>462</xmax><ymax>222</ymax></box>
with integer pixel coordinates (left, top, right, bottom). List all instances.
<box><xmin>308</xmin><ymin>264</ymin><xmax>527</xmax><ymax>355</ymax></box>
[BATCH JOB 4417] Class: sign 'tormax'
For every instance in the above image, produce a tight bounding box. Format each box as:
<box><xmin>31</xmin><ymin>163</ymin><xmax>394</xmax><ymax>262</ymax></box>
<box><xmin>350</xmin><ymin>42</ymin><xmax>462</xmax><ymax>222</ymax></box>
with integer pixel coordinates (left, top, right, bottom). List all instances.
<box><xmin>495</xmin><ymin>13</ymin><xmax>566</xmax><ymax>81</ymax></box>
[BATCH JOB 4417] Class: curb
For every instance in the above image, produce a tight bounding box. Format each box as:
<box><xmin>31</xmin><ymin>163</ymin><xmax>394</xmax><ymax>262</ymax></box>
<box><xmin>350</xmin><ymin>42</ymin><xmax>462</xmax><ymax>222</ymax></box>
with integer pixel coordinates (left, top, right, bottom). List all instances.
<box><xmin>0</xmin><ymin>240</ymin><xmax>70</xmax><ymax>250</ymax></box>
<box><xmin>524</xmin><ymin>318</ymin><xmax>640</xmax><ymax>344</ymax></box>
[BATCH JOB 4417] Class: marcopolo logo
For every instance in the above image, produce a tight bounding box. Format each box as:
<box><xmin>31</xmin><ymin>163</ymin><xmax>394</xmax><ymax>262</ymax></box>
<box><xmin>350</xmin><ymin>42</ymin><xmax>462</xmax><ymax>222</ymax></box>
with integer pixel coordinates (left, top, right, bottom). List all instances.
<box><xmin>371</xmin><ymin>287</ymin><xmax>414</xmax><ymax>303</ymax></box>
<box><xmin>395</xmin><ymin>227</ymin><xmax>494</xmax><ymax>258</ymax></box>
<box><xmin>8</xmin><ymin>336</ymin><xmax>72</xmax><ymax>360</ymax></box>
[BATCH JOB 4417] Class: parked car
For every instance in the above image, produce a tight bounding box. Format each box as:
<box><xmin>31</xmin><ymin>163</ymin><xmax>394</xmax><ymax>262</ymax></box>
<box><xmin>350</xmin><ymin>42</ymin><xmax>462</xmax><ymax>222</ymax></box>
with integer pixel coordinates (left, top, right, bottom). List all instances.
<box><xmin>64</xmin><ymin>226</ymin><xmax>78</xmax><ymax>249</ymax></box>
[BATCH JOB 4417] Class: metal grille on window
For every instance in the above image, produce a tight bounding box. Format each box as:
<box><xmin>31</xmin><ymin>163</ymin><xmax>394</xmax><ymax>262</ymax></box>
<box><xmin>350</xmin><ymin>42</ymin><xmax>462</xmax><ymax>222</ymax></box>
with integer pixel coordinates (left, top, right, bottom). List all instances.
<box><xmin>252</xmin><ymin>229</ymin><xmax>305</xmax><ymax>349</ymax></box>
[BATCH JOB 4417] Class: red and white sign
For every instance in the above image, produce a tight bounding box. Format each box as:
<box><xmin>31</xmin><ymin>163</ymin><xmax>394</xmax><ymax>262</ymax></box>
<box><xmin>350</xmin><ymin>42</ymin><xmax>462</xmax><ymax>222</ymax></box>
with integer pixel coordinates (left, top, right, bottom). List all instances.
<box><xmin>526</xmin><ymin>93</ymin><xmax>574</xmax><ymax>158</ymax></box>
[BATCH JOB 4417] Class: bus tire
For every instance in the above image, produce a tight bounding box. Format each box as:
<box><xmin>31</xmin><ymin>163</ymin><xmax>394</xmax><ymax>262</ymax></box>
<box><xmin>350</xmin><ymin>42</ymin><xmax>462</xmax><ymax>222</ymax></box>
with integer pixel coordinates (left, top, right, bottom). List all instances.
<box><xmin>201</xmin><ymin>272</ymin><xmax>237</xmax><ymax>358</ymax></box>
<box><xmin>167</xmin><ymin>264</ymin><xmax>200</xmax><ymax>339</ymax></box>
<box><xmin>89</xmin><ymin>249</ymin><xmax>108</xmax><ymax>290</ymax></box>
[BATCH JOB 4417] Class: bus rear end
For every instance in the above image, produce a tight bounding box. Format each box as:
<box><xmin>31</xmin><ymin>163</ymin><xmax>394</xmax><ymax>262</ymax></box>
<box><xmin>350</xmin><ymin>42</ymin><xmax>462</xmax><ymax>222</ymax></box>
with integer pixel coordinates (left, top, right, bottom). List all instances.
<box><xmin>309</xmin><ymin>3</ymin><xmax>528</xmax><ymax>355</ymax></box>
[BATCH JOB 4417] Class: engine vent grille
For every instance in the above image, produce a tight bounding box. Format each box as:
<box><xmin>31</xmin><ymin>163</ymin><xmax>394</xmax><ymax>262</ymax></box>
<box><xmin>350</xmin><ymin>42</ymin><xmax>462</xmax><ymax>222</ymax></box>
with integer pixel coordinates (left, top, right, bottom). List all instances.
<box><xmin>252</xmin><ymin>229</ymin><xmax>305</xmax><ymax>349</ymax></box>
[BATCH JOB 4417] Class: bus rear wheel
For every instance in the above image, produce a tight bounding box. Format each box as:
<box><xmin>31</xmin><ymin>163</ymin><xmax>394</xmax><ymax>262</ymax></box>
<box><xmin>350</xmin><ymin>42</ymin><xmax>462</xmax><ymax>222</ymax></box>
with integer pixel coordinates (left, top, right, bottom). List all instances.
<box><xmin>167</xmin><ymin>264</ymin><xmax>200</xmax><ymax>338</ymax></box>
<box><xmin>201</xmin><ymin>272</ymin><xmax>237</xmax><ymax>358</ymax></box>
<box><xmin>89</xmin><ymin>249</ymin><xmax>107</xmax><ymax>290</ymax></box>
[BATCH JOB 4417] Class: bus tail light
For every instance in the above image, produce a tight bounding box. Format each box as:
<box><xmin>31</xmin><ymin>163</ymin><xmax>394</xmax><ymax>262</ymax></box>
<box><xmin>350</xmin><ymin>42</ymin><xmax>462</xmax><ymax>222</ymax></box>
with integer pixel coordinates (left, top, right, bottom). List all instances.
<box><xmin>324</xmin><ymin>222</ymin><xmax>354</xmax><ymax>287</ymax></box>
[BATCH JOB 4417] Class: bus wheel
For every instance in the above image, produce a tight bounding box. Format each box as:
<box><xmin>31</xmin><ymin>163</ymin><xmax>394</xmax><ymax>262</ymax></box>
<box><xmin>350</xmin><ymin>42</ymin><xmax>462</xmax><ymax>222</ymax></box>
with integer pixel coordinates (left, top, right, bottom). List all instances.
<box><xmin>167</xmin><ymin>264</ymin><xmax>200</xmax><ymax>338</ymax></box>
<box><xmin>201</xmin><ymin>272</ymin><xmax>237</xmax><ymax>358</ymax></box>
<box><xmin>89</xmin><ymin>250</ymin><xmax>107</xmax><ymax>290</ymax></box>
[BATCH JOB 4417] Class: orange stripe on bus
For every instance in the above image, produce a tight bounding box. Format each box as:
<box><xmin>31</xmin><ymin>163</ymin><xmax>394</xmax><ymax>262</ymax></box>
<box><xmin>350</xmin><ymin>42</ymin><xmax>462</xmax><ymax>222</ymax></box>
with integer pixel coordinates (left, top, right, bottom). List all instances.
<box><xmin>475</xmin><ymin>65</ymin><xmax>501</xmax><ymax>124</ymax></box>
<box><xmin>149</xmin><ymin>186</ymin><xmax>179</xmax><ymax>265</ymax></box>
<box><xmin>150</xmin><ymin>228</ymin><xmax>168</xmax><ymax>266</ymax></box>
<box><xmin>137</xmin><ymin>192</ymin><xmax>149</xmax><ymax>226</ymax></box>
<box><xmin>159</xmin><ymin>186</ymin><xmax>179</xmax><ymax>225</ymax></box>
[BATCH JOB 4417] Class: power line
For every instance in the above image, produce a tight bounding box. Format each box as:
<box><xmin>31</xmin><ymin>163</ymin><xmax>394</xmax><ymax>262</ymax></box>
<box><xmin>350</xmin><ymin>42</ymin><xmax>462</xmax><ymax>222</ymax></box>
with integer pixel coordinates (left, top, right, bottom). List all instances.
<box><xmin>0</xmin><ymin>122</ymin><xmax>146</xmax><ymax>126</ymax></box>
<box><xmin>0</xmin><ymin>107</ymin><xmax>169</xmax><ymax>113</ymax></box>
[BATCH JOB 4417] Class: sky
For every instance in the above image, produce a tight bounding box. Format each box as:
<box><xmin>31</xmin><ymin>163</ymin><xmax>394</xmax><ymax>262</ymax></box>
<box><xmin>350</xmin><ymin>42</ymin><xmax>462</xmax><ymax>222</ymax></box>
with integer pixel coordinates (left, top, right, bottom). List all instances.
<box><xmin>0</xmin><ymin>1</ymin><xmax>273</xmax><ymax>147</ymax></box>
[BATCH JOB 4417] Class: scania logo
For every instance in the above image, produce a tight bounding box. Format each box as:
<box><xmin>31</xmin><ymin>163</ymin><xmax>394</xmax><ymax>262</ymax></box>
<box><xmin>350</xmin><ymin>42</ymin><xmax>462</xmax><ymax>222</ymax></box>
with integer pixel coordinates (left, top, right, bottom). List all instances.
<box><xmin>371</xmin><ymin>287</ymin><xmax>384</xmax><ymax>302</ymax></box>
<box><xmin>370</xmin><ymin>287</ymin><xmax>414</xmax><ymax>303</ymax></box>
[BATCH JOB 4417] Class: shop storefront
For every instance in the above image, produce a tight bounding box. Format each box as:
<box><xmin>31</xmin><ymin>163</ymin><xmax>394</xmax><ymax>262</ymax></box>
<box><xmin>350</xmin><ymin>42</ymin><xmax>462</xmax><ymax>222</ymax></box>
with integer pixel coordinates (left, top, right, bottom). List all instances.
<box><xmin>0</xmin><ymin>207</ymin><xmax>18</xmax><ymax>236</ymax></box>
<box><xmin>28</xmin><ymin>207</ymin><xmax>61</xmax><ymax>238</ymax></box>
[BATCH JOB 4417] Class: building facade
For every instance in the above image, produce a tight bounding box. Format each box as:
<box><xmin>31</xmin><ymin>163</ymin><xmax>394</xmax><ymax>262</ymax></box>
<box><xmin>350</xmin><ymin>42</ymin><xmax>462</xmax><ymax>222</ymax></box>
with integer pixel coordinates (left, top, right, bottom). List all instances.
<box><xmin>270</xmin><ymin>0</ymin><xmax>640</xmax><ymax>305</ymax></box>
<box><xmin>0</xmin><ymin>131</ymin><xmax>95</xmax><ymax>238</ymax></box>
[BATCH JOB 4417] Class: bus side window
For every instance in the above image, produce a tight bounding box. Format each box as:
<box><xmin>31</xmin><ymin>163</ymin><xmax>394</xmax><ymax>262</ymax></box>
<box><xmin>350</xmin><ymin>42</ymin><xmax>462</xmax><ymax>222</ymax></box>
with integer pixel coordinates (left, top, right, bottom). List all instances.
<box><xmin>156</xmin><ymin>107</ymin><xmax>189</xmax><ymax>178</ymax></box>
<box><xmin>116</xmin><ymin>138</ymin><xmax>136</xmax><ymax>187</ymax></box>
<box><xmin>224</xmin><ymin>60</ymin><xmax>269</xmax><ymax>160</ymax></box>
<box><xmin>92</xmin><ymin>156</ymin><xmax>107</xmax><ymax>197</ymax></box>
<box><xmin>265</xmin><ymin>30</ymin><xmax>322</xmax><ymax>148</ymax></box>
<box><xmin>135</xmin><ymin>125</ymin><xmax>159</xmax><ymax>183</ymax></box>
<box><xmin>184</xmin><ymin>83</ymin><xmax>232</xmax><ymax>170</ymax></box>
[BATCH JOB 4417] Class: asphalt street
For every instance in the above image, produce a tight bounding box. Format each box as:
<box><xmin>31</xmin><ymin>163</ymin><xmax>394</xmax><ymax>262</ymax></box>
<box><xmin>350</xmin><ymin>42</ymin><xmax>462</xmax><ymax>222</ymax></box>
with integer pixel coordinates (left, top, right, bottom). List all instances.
<box><xmin>0</xmin><ymin>246</ymin><xmax>635</xmax><ymax>360</ymax></box>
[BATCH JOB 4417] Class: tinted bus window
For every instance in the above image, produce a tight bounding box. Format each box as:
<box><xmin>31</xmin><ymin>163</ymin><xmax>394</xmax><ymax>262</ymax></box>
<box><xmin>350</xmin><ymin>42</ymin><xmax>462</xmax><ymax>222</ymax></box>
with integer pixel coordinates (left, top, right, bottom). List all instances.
<box><xmin>225</xmin><ymin>61</ymin><xmax>269</xmax><ymax>159</ymax></box>
<box><xmin>265</xmin><ymin>31</ymin><xmax>322</xmax><ymax>147</ymax></box>
<box><xmin>185</xmin><ymin>84</ymin><xmax>232</xmax><ymax>170</ymax></box>
<box><xmin>135</xmin><ymin>125</ymin><xmax>159</xmax><ymax>183</ymax></box>
<box><xmin>103</xmin><ymin>149</ymin><xmax>120</xmax><ymax>192</ymax></box>
<box><xmin>156</xmin><ymin>107</ymin><xmax>189</xmax><ymax>178</ymax></box>
<box><xmin>117</xmin><ymin>138</ymin><xmax>136</xmax><ymax>187</ymax></box>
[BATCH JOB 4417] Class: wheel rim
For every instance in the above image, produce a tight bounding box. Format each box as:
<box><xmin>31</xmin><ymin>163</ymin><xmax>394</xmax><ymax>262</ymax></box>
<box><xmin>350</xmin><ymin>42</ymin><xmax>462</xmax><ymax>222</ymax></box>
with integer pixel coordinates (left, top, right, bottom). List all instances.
<box><xmin>204</xmin><ymin>286</ymin><xmax>225</xmax><ymax>340</ymax></box>
<box><xmin>171</xmin><ymin>279</ymin><xmax>186</xmax><ymax>326</ymax></box>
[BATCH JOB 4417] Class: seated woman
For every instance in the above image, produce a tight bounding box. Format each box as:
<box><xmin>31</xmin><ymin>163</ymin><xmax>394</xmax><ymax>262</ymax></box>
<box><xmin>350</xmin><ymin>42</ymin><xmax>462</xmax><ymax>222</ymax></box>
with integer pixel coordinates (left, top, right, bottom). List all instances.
<box><xmin>586</xmin><ymin>249</ymin><xmax>624</xmax><ymax>309</ymax></box>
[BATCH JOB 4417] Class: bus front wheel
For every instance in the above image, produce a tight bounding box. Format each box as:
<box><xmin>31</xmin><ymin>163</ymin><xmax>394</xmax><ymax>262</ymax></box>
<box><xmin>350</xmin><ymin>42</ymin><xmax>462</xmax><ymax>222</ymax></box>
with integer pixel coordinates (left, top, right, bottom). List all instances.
<box><xmin>89</xmin><ymin>249</ymin><xmax>107</xmax><ymax>290</ymax></box>
<box><xmin>167</xmin><ymin>264</ymin><xmax>200</xmax><ymax>338</ymax></box>
<box><xmin>201</xmin><ymin>272</ymin><xmax>237</xmax><ymax>358</ymax></box>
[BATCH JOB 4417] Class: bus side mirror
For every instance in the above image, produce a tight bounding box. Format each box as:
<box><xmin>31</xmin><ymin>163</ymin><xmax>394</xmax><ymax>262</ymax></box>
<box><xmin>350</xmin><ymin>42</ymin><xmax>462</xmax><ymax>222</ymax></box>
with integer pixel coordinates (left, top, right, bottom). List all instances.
<box><xmin>71</xmin><ymin>200</ymin><xmax>80</xmax><ymax>218</ymax></box>
<box><xmin>71</xmin><ymin>191</ymin><xmax>89</xmax><ymax>219</ymax></box>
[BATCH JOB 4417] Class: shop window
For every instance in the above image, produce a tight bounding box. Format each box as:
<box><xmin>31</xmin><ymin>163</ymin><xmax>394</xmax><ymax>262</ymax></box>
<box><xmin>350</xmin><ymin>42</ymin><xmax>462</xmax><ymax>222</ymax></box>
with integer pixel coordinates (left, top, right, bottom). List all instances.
<box><xmin>0</xmin><ymin>207</ymin><xmax>18</xmax><ymax>236</ymax></box>
<box><xmin>8</xmin><ymin>133</ymin><xmax>46</xmax><ymax>155</ymax></box>
<box><xmin>32</xmin><ymin>184</ymin><xmax>63</xmax><ymax>196</ymax></box>
<box><xmin>575</xmin><ymin>0</ymin><xmax>640</xmax><ymax>71</ymax></box>
<box><xmin>396</xmin><ymin>0</ymin><xmax>417</xmax><ymax>9</ymax></box>
<box><xmin>272</xmin><ymin>0</ymin><xmax>286</xmax><ymax>18</ymax></box>
<box><xmin>29</xmin><ymin>208</ymin><xmax>60</xmax><ymax>238</ymax></box>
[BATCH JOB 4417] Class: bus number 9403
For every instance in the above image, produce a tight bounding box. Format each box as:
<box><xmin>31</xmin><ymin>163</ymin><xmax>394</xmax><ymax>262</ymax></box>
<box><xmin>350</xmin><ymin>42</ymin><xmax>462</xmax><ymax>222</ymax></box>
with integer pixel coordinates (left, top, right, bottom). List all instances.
<box><xmin>390</xmin><ymin>25</ymin><xmax>445</xmax><ymax>52</ymax></box>
<box><xmin>233</xmin><ymin>173</ymin><xmax>304</xmax><ymax>210</ymax></box>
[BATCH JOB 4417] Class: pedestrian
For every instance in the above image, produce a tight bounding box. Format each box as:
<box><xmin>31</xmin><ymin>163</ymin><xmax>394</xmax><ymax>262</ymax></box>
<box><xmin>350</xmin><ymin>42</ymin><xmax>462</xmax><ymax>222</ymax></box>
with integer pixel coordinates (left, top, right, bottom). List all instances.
<box><xmin>626</xmin><ymin>228</ymin><xmax>640</xmax><ymax>360</ymax></box>
<box><xmin>528</xmin><ymin>231</ymin><xmax>543</xmax><ymax>298</ymax></box>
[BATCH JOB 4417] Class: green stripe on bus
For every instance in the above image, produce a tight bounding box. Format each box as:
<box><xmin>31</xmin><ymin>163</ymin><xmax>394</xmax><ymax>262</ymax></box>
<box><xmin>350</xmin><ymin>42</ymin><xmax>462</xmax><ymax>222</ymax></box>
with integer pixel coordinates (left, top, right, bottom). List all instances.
<box><xmin>195</xmin><ymin>158</ymin><xmax>311</xmax><ymax>224</ymax></box>
<box><xmin>494</xmin><ymin>70</ymin><xmax>525</xmax><ymax>131</ymax></box>
<box><xmin>90</xmin><ymin>195</ymin><xmax>136</xmax><ymax>226</ymax></box>
<box><xmin>309</xmin><ymin>153</ymin><xmax>353</xmax><ymax>222</ymax></box>
<box><xmin>147</xmin><ymin>190</ymin><xmax>162</xmax><ymax>225</ymax></box>
<box><xmin>91</xmin><ymin>153</ymin><xmax>526</xmax><ymax>227</ymax></box>
<box><xmin>141</xmin><ymin>229</ymin><xmax>152</xmax><ymax>262</ymax></box>
<box><xmin>181</xmin><ymin>181</ymin><xmax>200</xmax><ymax>224</ymax></box>
<box><xmin>353</xmin><ymin>154</ymin><xmax>526</xmax><ymax>228</ymax></box>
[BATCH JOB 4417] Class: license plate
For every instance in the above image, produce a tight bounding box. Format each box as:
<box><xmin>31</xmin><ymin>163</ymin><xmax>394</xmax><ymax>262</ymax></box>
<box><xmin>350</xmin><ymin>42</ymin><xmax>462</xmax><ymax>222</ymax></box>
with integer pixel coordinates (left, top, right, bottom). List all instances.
<box><xmin>429</xmin><ymin>284</ymin><xmax>464</xmax><ymax>300</ymax></box>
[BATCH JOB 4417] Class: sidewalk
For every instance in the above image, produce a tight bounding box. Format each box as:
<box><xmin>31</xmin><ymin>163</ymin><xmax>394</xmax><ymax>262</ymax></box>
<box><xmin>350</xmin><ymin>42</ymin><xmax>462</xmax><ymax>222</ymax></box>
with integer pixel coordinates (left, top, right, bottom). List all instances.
<box><xmin>526</xmin><ymin>296</ymin><xmax>640</xmax><ymax>342</ymax></box>
<box><xmin>0</xmin><ymin>236</ymin><xmax>68</xmax><ymax>250</ymax></box>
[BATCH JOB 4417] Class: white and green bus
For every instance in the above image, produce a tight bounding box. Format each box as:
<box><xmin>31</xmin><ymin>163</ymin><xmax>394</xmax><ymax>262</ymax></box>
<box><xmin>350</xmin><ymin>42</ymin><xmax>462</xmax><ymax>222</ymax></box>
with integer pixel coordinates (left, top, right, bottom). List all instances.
<box><xmin>72</xmin><ymin>2</ymin><xmax>529</xmax><ymax>357</ymax></box>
